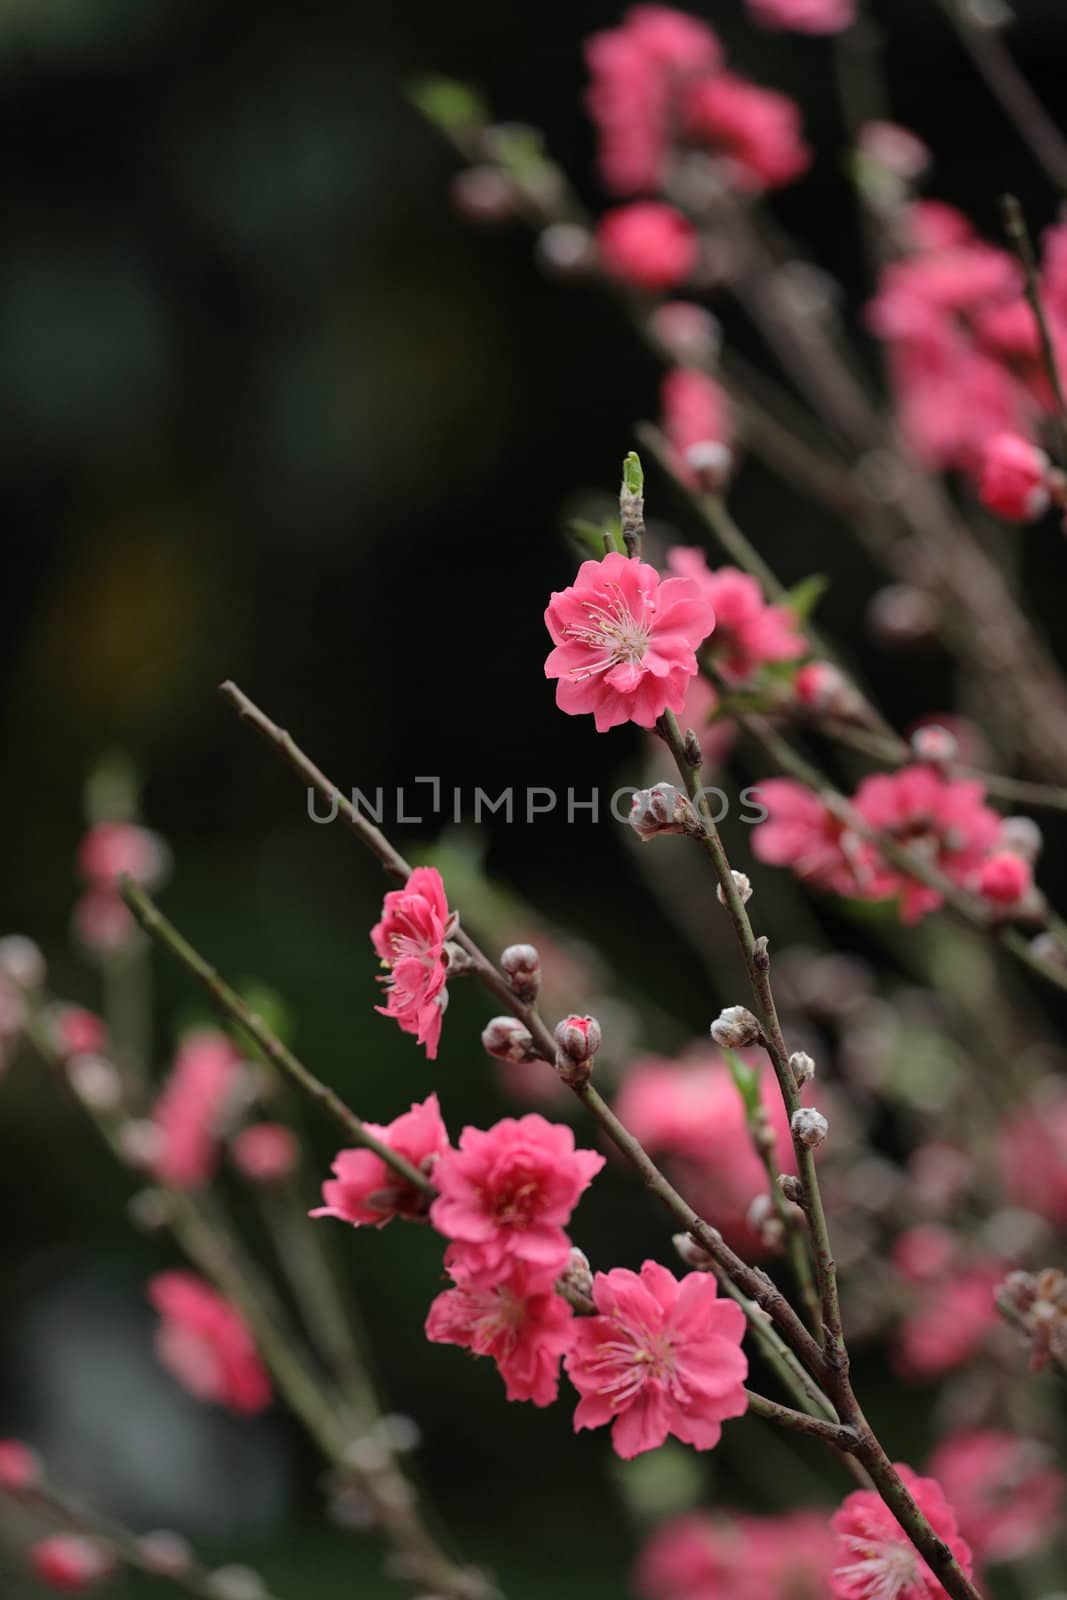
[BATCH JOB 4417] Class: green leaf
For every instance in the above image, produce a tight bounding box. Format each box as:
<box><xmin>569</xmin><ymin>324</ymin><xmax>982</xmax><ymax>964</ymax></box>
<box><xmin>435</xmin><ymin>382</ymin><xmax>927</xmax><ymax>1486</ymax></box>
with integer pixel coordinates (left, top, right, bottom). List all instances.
<box><xmin>407</xmin><ymin>76</ymin><xmax>488</xmax><ymax>135</ymax></box>
<box><xmin>724</xmin><ymin>1048</ymin><xmax>761</xmax><ymax>1117</ymax></box>
<box><xmin>566</xmin><ymin>517</ymin><xmax>622</xmax><ymax>558</ymax></box>
<box><xmin>621</xmin><ymin>450</ymin><xmax>644</xmax><ymax>498</ymax></box>
<box><xmin>782</xmin><ymin>573</ymin><xmax>829</xmax><ymax>622</ymax></box>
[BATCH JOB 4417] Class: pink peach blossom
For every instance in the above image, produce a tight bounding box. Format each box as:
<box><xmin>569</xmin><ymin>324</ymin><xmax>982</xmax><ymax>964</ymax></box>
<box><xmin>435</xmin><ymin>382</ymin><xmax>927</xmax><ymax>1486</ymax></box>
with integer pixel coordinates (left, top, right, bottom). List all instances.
<box><xmin>927</xmin><ymin>1430</ymin><xmax>1064</xmax><ymax>1568</ymax></box>
<box><xmin>636</xmin><ymin>1507</ymin><xmax>835</xmax><ymax>1600</ymax></box>
<box><xmin>425</xmin><ymin>1259</ymin><xmax>574</xmax><ymax>1406</ymax></box>
<box><xmin>77</xmin><ymin>821</ymin><xmax>170</xmax><ymax>890</ymax></box>
<box><xmin>978</xmin><ymin>433</ymin><xmax>1051</xmax><ymax>522</ymax></box>
<box><xmin>431</xmin><ymin>1114</ymin><xmax>604</xmax><ymax>1282</ymax></box>
<box><xmin>832</xmin><ymin>1466</ymin><xmax>973</xmax><ymax>1600</ymax></box>
<box><xmin>51</xmin><ymin>1007</ymin><xmax>107</xmax><ymax>1059</ymax></box>
<box><xmin>371</xmin><ymin>866</ymin><xmax>456</xmax><ymax>1061</ymax></box>
<box><xmin>613</xmin><ymin>1051</ymin><xmax>797</xmax><ymax>1256</ymax></box>
<box><xmin>746</xmin><ymin>0</ymin><xmax>855</xmax><ymax>31</ymax></box>
<box><xmin>597</xmin><ymin>202</ymin><xmax>698</xmax><ymax>291</ymax></box>
<box><xmin>895</xmin><ymin>1264</ymin><xmax>1003</xmax><ymax>1381</ymax></box>
<box><xmin>565</xmin><ymin>1260</ymin><xmax>748</xmax><ymax>1459</ymax></box>
<box><xmin>72</xmin><ymin>887</ymin><xmax>137</xmax><ymax>956</ymax></box>
<box><xmin>998</xmin><ymin>1087</ymin><xmax>1067</xmax><ymax>1227</ymax></box>
<box><xmin>230</xmin><ymin>1123</ymin><xmax>299</xmax><ymax>1184</ymax></box>
<box><xmin>685</xmin><ymin>72</ymin><xmax>811</xmax><ymax>193</ymax></box>
<box><xmin>751</xmin><ymin>778</ymin><xmax>881</xmax><ymax>897</ymax></box>
<box><xmin>544</xmin><ymin>552</ymin><xmax>716</xmax><ymax>732</ymax></box>
<box><xmin>312</xmin><ymin>1093</ymin><xmax>448</xmax><ymax>1227</ymax></box>
<box><xmin>150</xmin><ymin>1029</ymin><xmax>242</xmax><ymax>1190</ymax></box>
<box><xmin>148</xmin><ymin>1271</ymin><xmax>271</xmax><ymax>1415</ymax></box>
<box><xmin>667</xmin><ymin>550</ymin><xmax>805</xmax><ymax>681</ymax></box>
<box><xmin>0</xmin><ymin>1438</ymin><xmax>41</xmax><ymax>1492</ymax></box>
<box><xmin>660</xmin><ymin>369</ymin><xmax>733</xmax><ymax>486</ymax></box>
<box><xmin>585</xmin><ymin>7</ymin><xmax>723</xmax><ymax>195</ymax></box>
<box><xmin>29</xmin><ymin>1536</ymin><xmax>115</xmax><ymax>1594</ymax></box>
<box><xmin>976</xmin><ymin>850</ymin><xmax>1032</xmax><ymax>905</ymax></box>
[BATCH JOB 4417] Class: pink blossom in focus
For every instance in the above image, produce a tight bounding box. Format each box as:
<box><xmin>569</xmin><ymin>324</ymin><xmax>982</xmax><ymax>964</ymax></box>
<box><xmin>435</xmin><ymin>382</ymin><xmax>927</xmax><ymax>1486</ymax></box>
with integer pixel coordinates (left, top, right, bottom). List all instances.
<box><xmin>371</xmin><ymin>866</ymin><xmax>456</xmax><ymax>1061</ymax></box>
<box><xmin>685</xmin><ymin>72</ymin><xmax>811</xmax><ymax>193</ymax></box>
<box><xmin>613</xmin><ymin>1051</ymin><xmax>796</xmax><ymax>1255</ymax></box>
<box><xmin>927</xmin><ymin>1430</ymin><xmax>1064</xmax><ymax>1568</ymax></box>
<box><xmin>29</xmin><ymin>1536</ymin><xmax>115</xmax><ymax>1594</ymax></box>
<box><xmin>596</xmin><ymin>202</ymin><xmax>698</xmax><ymax>291</ymax></box>
<box><xmin>998</xmin><ymin>1088</ymin><xmax>1067</xmax><ymax>1227</ymax></box>
<box><xmin>231</xmin><ymin>1123</ymin><xmax>299</xmax><ymax>1184</ymax></box>
<box><xmin>150</xmin><ymin>1029</ymin><xmax>242</xmax><ymax>1190</ymax></box>
<box><xmin>312</xmin><ymin>1093</ymin><xmax>448</xmax><ymax>1226</ymax></box>
<box><xmin>831</xmin><ymin>1466</ymin><xmax>973</xmax><ymax>1600</ymax></box>
<box><xmin>431</xmin><ymin>1114</ymin><xmax>604</xmax><ymax>1282</ymax></box>
<box><xmin>976</xmin><ymin>850</ymin><xmax>1033</xmax><ymax>906</ymax></box>
<box><xmin>746</xmin><ymin>0</ymin><xmax>855</xmax><ymax>32</ymax></box>
<box><xmin>0</xmin><ymin>1439</ymin><xmax>41</xmax><ymax>1492</ymax></box>
<box><xmin>660</xmin><ymin>368</ymin><xmax>733</xmax><ymax>486</ymax></box>
<box><xmin>565</xmin><ymin>1260</ymin><xmax>748</xmax><ymax>1459</ymax></box>
<box><xmin>667</xmin><ymin>549</ymin><xmax>805</xmax><ymax>681</ymax></box>
<box><xmin>148</xmin><ymin>1271</ymin><xmax>271</xmax><ymax>1414</ymax></box>
<box><xmin>852</xmin><ymin>765</ymin><xmax>1004</xmax><ymax>923</ymax></box>
<box><xmin>544</xmin><ymin>551</ymin><xmax>716</xmax><ymax>732</ymax></box>
<box><xmin>978</xmin><ymin>433</ymin><xmax>1051</xmax><ymax>522</ymax></box>
<box><xmin>425</xmin><ymin>1259</ymin><xmax>574</xmax><ymax>1406</ymax></box>
<box><xmin>584</xmin><ymin>7</ymin><xmax>723</xmax><ymax>196</ymax></box>
<box><xmin>895</xmin><ymin>1263</ymin><xmax>1003</xmax><ymax>1380</ymax></box>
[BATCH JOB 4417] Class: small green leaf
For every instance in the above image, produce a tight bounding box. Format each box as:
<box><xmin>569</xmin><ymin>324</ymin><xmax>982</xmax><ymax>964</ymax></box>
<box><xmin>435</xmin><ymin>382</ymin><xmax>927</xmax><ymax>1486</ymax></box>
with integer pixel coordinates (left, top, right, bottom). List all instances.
<box><xmin>566</xmin><ymin>517</ymin><xmax>622</xmax><ymax>558</ymax></box>
<box><xmin>724</xmin><ymin>1048</ymin><xmax>761</xmax><ymax>1116</ymax></box>
<box><xmin>782</xmin><ymin>573</ymin><xmax>828</xmax><ymax>622</ymax></box>
<box><xmin>621</xmin><ymin>450</ymin><xmax>644</xmax><ymax>498</ymax></box>
<box><xmin>407</xmin><ymin>76</ymin><xmax>488</xmax><ymax>134</ymax></box>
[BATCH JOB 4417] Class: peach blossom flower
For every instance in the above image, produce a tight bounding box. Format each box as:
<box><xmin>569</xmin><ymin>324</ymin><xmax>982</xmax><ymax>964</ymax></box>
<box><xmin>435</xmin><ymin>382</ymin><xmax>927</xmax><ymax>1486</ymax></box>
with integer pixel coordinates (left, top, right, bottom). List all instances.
<box><xmin>150</xmin><ymin>1029</ymin><xmax>242</xmax><ymax>1190</ymax></box>
<box><xmin>426</xmin><ymin>1259</ymin><xmax>574</xmax><ymax>1406</ymax></box>
<box><xmin>597</xmin><ymin>202</ymin><xmax>698</xmax><ymax>291</ymax></box>
<box><xmin>685</xmin><ymin>72</ymin><xmax>810</xmax><ymax>192</ymax></box>
<box><xmin>831</xmin><ymin>1465</ymin><xmax>973</xmax><ymax>1600</ymax></box>
<box><xmin>29</xmin><ymin>1536</ymin><xmax>115</xmax><ymax>1593</ymax></box>
<box><xmin>927</xmin><ymin>1429</ymin><xmax>1064</xmax><ymax>1568</ymax></box>
<box><xmin>372</xmin><ymin>866</ymin><xmax>456</xmax><ymax>1061</ymax></box>
<box><xmin>667</xmin><ymin>549</ymin><xmax>805</xmax><ymax>681</ymax></box>
<box><xmin>312</xmin><ymin>1094</ymin><xmax>448</xmax><ymax>1227</ymax></box>
<box><xmin>148</xmin><ymin>1271</ymin><xmax>271</xmax><ymax>1415</ymax></box>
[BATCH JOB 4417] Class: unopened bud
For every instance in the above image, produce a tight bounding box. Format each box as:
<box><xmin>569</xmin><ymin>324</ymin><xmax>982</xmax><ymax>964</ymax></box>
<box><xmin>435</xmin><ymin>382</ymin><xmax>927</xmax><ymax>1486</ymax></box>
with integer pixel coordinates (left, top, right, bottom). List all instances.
<box><xmin>789</xmin><ymin>1051</ymin><xmax>816</xmax><ymax>1087</ymax></box>
<box><xmin>209</xmin><ymin>1566</ymin><xmax>267</xmax><ymax>1600</ymax></box>
<box><xmin>747</xmin><ymin>1193</ymin><xmax>784</xmax><ymax>1250</ymax></box>
<box><xmin>793</xmin><ymin>661</ymin><xmax>865</xmax><ymax>720</ymax></box>
<box><xmin>481</xmin><ymin>1016</ymin><xmax>537</xmax><ymax>1063</ymax></box>
<box><xmin>66</xmin><ymin>1054</ymin><xmax>123</xmax><ymax>1114</ymax></box>
<box><xmin>127</xmin><ymin>1188</ymin><xmax>172</xmax><ymax>1233</ymax></box>
<box><xmin>375</xmin><ymin>1414</ymin><xmax>421</xmax><ymax>1454</ymax></box>
<box><xmin>1029</xmin><ymin>932</ymin><xmax>1067</xmax><ymax>969</ymax></box>
<box><xmin>1000</xmin><ymin>815</ymin><xmax>1043</xmax><ymax>863</ymax></box>
<box><xmin>717</xmin><ymin>870</ymin><xmax>752</xmax><ymax>907</ymax></box>
<box><xmin>650</xmin><ymin>300</ymin><xmax>722</xmax><ymax>366</ymax></box>
<box><xmin>791</xmin><ymin>1106</ymin><xmax>829</xmax><ymax>1149</ymax></box>
<box><xmin>136</xmin><ymin>1533</ymin><xmax>194</xmax><ymax>1579</ymax></box>
<box><xmin>866</xmin><ymin>583</ymin><xmax>938</xmax><ymax>647</ymax></box>
<box><xmin>449</xmin><ymin>165</ymin><xmax>516</xmax><ymax>224</ymax></box>
<box><xmin>778</xmin><ymin>1174</ymin><xmax>804</xmax><ymax>1206</ymax></box>
<box><xmin>629</xmin><ymin>783</ymin><xmax>705</xmax><ymax>842</ymax></box>
<box><xmin>683</xmin><ymin>440</ymin><xmax>733</xmax><ymax>490</ymax></box>
<box><xmin>683</xmin><ymin>728</ymin><xmax>703</xmax><ymax>768</ymax></box>
<box><xmin>554</xmin><ymin>1015</ymin><xmax>601</xmax><ymax>1086</ymax></box>
<box><xmin>0</xmin><ymin>935</ymin><xmax>46</xmax><ymax>991</ymax></box>
<box><xmin>911</xmin><ymin>723</ymin><xmax>959</xmax><ymax>766</ymax></box>
<box><xmin>116</xmin><ymin>1118</ymin><xmax>161</xmax><ymax>1170</ymax></box>
<box><xmin>558</xmin><ymin>1247</ymin><xmax>594</xmax><ymax>1305</ymax></box>
<box><xmin>711</xmin><ymin>1006</ymin><xmax>761</xmax><ymax>1050</ymax></box>
<box><xmin>673</xmin><ymin>1232</ymin><xmax>718</xmax><ymax>1270</ymax></box>
<box><xmin>500</xmin><ymin>944</ymin><xmax>541</xmax><ymax>1003</ymax></box>
<box><xmin>536</xmin><ymin>222</ymin><xmax>595</xmax><ymax>278</ymax></box>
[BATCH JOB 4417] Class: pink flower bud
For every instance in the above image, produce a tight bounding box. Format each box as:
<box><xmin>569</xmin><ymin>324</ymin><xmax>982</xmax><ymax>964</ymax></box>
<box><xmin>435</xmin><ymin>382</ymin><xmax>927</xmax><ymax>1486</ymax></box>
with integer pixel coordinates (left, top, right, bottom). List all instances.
<box><xmin>449</xmin><ymin>166</ymin><xmax>516</xmax><ymax>224</ymax></box>
<box><xmin>789</xmin><ymin>1051</ymin><xmax>815</xmax><ymax>1086</ymax></box>
<box><xmin>716</xmin><ymin>870</ymin><xmax>753</xmax><ymax>907</ymax></box>
<box><xmin>791</xmin><ymin>1106</ymin><xmax>828</xmax><ymax>1149</ymax></box>
<box><xmin>135</xmin><ymin>1532</ymin><xmax>194</xmax><ymax>1578</ymax></box>
<box><xmin>977</xmin><ymin>850</ymin><xmax>1033</xmax><ymax>906</ymax></box>
<box><xmin>554</xmin><ymin>1015</ymin><xmax>602</xmax><ymax>1063</ymax></box>
<box><xmin>481</xmin><ymin>1016</ymin><xmax>537</xmax><ymax>1063</ymax></box>
<box><xmin>558</xmin><ymin>1246</ymin><xmax>594</xmax><ymax>1304</ymax></box>
<box><xmin>536</xmin><ymin>222</ymin><xmax>596</xmax><ymax>278</ymax></box>
<box><xmin>72</xmin><ymin>888</ymin><xmax>138</xmax><ymax>957</ymax></box>
<box><xmin>0</xmin><ymin>936</ymin><xmax>46</xmax><ymax>991</ymax></box>
<box><xmin>50</xmin><ymin>1007</ymin><xmax>107</xmax><ymax>1060</ymax></box>
<box><xmin>710</xmin><ymin>1006</ymin><xmax>761</xmax><ymax>1049</ymax></box>
<box><xmin>866</xmin><ymin>583</ymin><xmax>938</xmax><ymax>647</ymax></box>
<box><xmin>0</xmin><ymin>1439</ymin><xmax>41</xmax><ymax>1492</ymax></box>
<box><xmin>30</xmin><ymin>1535</ymin><xmax>114</xmax><ymax>1593</ymax></box>
<box><xmin>978</xmin><ymin>433</ymin><xmax>1051</xmax><ymax>523</ymax></box>
<box><xmin>231</xmin><ymin>1123</ymin><xmax>299</xmax><ymax>1184</ymax></box>
<box><xmin>857</xmin><ymin>120</ymin><xmax>930</xmax><ymax>180</ymax></box>
<box><xmin>66</xmin><ymin>1054</ymin><xmax>123</xmax><ymax>1113</ymax></box>
<box><xmin>1000</xmin><ymin>815</ymin><xmax>1043</xmax><ymax>863</ymax></box>
<box><xmin>910</xmin><ymin>722</ymin><xmax>959</xmax><ymax>766</ymax></box>
<box><xmin>500</xmin><ymin>944</ymin><xmax>542</xmax><ymax>1003</ymax></box>
<box><xmin>650</xmin><ymin>300</ymin><xmax>721</xmax><ymax>367</ymax></box>
<box><xmin>77</xmin><ymin>822</ymin><xmax>170</xmax><ymax>891</ymax></box>
<box><xmin>793</xmin><ymin>661</ymin><xmax>865</xmax><ymax>720</ymax></box>
<box><xmin>596</xmin><ymin>202</ymin><xmax>698</xmax><ymax>292</ymax></box>
<box><xmin>629</xmin><ymin>783</ymin><xmax>705</xmax><ymax>841</ymax></box>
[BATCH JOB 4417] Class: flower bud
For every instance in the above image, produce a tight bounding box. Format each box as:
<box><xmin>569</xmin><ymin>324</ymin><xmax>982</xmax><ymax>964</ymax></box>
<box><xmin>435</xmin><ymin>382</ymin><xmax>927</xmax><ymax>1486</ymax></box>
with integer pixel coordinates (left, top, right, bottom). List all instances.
<box><xmin>0</xmin><ymin>935</ymin><xmax>46</xmax><ymax>991</ymax></box>
<box><xmin>0</xmin><ymin>1439</ymin><xmax>41</xmax><ymax>1492</ymax></box>
<box><xmin>710</xmin><ymin>1006</ymin><xmax>761</xmax><ymax>1050</ymax></box>
<box><xmin>536</xmin><ymin>222</ymin><xmax>595</xmax><ymax>278</ymax></box>
<box><xmin>116</xmin><ymin>1118</ymin><xmax>162</xmax><ymax>1170</ymax></box>
<box><xmin>481</xmin><ymin>1016</ymin><xmax>537</xmax><ymax>1063</ymax></box>
<box><xmin>672</xmin><ymin>1232</ymin><xmax>718</xmax><ymax>1270</ymax></box>
<box><xmin>30</xmin><ymin>1536</ymin><xmax>114</xmax><ymax>1593</ymax></box>
<box><xmin>650</xmin><ymin>300</ymin><xmax>721</xmax><ymax>367</ymax></box>
<box><xmin>231</xmin><ymin>1123</ymin><xmax>299</xmax><ymax>1185</ymax></box>
<box><xmin>628</xmin><ymin>782</ymin><xmax>705</xmax><ymax>842</ymax></box>
<box><xmin>136</xmin><ymin>1532</ymin><xmax>194</xmax><ymax>1579</ymax></box>
<box><xmin>778</xmin><ymin>1174</ymin><xmax>804</xmax><ymax>1207</ymax></box>
<box><xmin>911</xmin><ymin>723</ymin><xmax>959</xmax><ymax>766</ymax></box>
<box><xmin>500</xmin><ymin>944</ymin><xmax>541</xmax><ymax>1003</ymax></box>
<box><xmin>209</xmin><ymin>1565</ymin><xmax>268</xmax><ymax>1600</ymax></box>
<box><xmin>717</xmin><ymin>871</ymin><xmax>752</xmax><ymax>907</ymax></box>
<box><xmin>375</xmin><ymin>1413</ymin><xmax>421</xmax><ymax>1454</ymax></box>
<box><xmin>747</xmin><ymin>1193</ymin><xmax>784</xmax><ymax>1251</ymax></box>
<box><xmin>789</xmin><ymin>1051</ymin><xmax>816</xmax><ymax>1086</ymax></box>
<box><xmin>793</xmin><ymin>661</ymin><xmax>865</xmax><ymax>720</ymax></box>
<box><xmin>557</xmin><ymin>1247</ymin><xmax>595</xmax><ymax>1305</ymax></box>
<box><xmin>866</xmin><ymin>583</ymin><xmax>938</xmax><ymax>647</ymax></box>
<box><xmin>1000</xmin><ymin>815</ymin><xmax>1043</xmax><ymax>863</ymax></box>
<box><xmin>555</xmin><ymin>1015</ymin><xmax>601</xmax><ymax>1087</ymax></box>
<box><xmin>683</xmin><ymin>440</ymin><xmax>733</xmax><ymax>490</ymax></box>
<box><xmin>977</xmin><ymin>850</ymin><xmax>1033</xmax><ymax>907</ymax></box>
<box><xmin>449</xmin><ymin>165</ymin><xmax>516</xmax><ymax>224</ymax></box>
<box><xmin>66</xmin><ymin>1054</ymin><xmax>123</xmax><ymax>1114</ymax></box>
<box><xmin>791</xmin><ymin>1106</ymin><xmax>829</xmax><ymax>1149</ymax></box>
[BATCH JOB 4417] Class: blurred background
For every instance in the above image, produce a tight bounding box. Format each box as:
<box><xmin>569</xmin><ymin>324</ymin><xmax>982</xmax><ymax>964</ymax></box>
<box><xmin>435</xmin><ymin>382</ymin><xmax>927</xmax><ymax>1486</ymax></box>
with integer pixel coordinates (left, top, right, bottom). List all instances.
<box><xmin>3</xmin><ymin>1</ymin><xmax>1067</xmax><ymax>1595</ymax></box>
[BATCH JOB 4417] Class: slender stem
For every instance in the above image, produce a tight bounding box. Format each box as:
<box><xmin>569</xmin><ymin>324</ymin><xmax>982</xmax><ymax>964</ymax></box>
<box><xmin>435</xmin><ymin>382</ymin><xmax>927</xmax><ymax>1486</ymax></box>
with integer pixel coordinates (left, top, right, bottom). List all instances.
<box><xmin>118</xmin><ymin>879</ymin><xmax>433</xmax><ymax>1197</ymax></box>
<box><xmin>743</xmin><ymin>1391</ymin><xmax>856</xmax><ymax>1449</ymax></box>
<box><xmin>852</xmin><ymin>1424</ymin><xmax>986</xmax><ymax>1600</ymax></box>
<box><xmin>1002</xmin><ymin>193</ymin><xmax>1067</xmax><ymax>462</ymax></box>
<box><xmin>817</xmin><ymin>717</ymin><xmax>1067</xmax><ymax>811</ymax></box>
<box><xmin>940</xmin><ymin>0</ymin><xmax>1067</xmax><ymax>194</ymax></box>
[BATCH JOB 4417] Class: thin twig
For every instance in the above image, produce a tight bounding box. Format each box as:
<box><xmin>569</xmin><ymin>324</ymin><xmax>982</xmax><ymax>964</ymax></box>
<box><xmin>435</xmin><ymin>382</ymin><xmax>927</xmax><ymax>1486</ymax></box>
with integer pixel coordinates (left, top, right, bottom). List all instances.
<box><xmin>1002</xmin><ymin>192</ymin><xmax>1067</xmax><ymax>462</ymax></box>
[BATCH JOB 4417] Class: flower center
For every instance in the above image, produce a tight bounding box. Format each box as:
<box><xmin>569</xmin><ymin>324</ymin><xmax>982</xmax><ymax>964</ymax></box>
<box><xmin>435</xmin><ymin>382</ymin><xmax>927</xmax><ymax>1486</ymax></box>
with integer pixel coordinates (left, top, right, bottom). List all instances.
<box><xmin>837</xmin><ymin>1538</ymin><xmax>920</xmax><ymax>1600</ymax></box>
<box><xmin>564</xmin><ymin>584</ymin><xmax>653</xmax><ymax>678</ymax></box>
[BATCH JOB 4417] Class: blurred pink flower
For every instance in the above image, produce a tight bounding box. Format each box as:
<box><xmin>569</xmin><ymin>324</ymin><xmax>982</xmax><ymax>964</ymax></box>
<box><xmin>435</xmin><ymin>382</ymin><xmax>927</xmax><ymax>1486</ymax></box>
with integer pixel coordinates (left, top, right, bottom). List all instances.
<box><xmin>998</xmin><ymin>1087</ymin><xmax>1067</xmax><ymax>1227</ymax></box>
<box><xmin>371</xmin><ymin>866</ymin><xmax>456</xmax><ymax>1061</ymax></box>
<box><xmin>425</xmin><ymin>1259</ymin><xmax>574</xmax><ymax>1406</ymax></box>
<box><xmin>751</xmin><ymin>779</ymin><xmax>881</xmax><ymax>897</ymax></box>
<box><xmin>148</xmin><ymin>1271</ymin><xmax>271</xmax><ymax>1415</ymax></box>
<box><xmin>29</xmin><ymin>1536</ymin><xmax>115</xmax><ymax>1594</ymax></box>
<box><xmin>77</xmin><ymin>821</ymin><xmax>170</xmax><ymax>890</ymax></box>
<box><xmin>685</xmin><ymin>72</ymin><xmax>810</xmax><ymax>192</ymax></box>
<box><xmin>566</xmin><ymin>1260</ymin><xmax>747</xmax><ymax>1458</ymax></box>
<box><xmin>831</xmin><ymin>1465</ymin><xmax>973</xmax><ymax>1600</ymax></box>
<box><xmin>431</xmin><ymin>1114</ymin><xmax>604</xmax><ymax>1283</ymax></box>
<box><xmin>597</xmin><ymin>202</ymin><xmax>698</xmax><ymax>291</ymax></box>
<box><xmin>544</xmin><ymin>552</ymin><xmax>715</xmax><ymax>732</ymax></box>
<box><xmin>667</xmin><ymin>550</ymin><xmax>805</xmax><ymax>681</ymax></box>
<box><xmin>635</xmin><ymin>1507</ymin><xmax>834</xmax><ymax>1600</ymax></box>
<box><xmin>230</xmin><ymin>1123</ymin><xmax>299</xmax><ymax>1185</ymax></box>
<box><xmin>151</xmin><ymin>1029</ymin><xmax>242</xmax><ymax>1190</ymax></box>
<box><xmin>0</xmin><ymin>1439</ymin><xmax>41</xmax><ymax>1492</ymax></box>
<box><xmin>978</xmin><ymin>433</ymin><xmax>1051</xmax><ymax>522</ymax></box>
<box><xmin>927</xmin><ymin>1429</ymin><xmax>1064</xmax><ymax>1568</ymax></box>
<box><xmin>976</xmin><ymin>850</ymin><xmax>1033</xmax><ymax>906</ymax></box>
<box><xmin>312</xmin><ymin>1094</ymin><xmax>448</xmax><ymax>1226</ymax></box>
<box><xmin>660</xmin><ymin>369</ymin><xmax>733</xmax><ymax>487</ymax></box>
<box><xmin>746</xmin><ymin>0</ymin><xmax>855</xmax><ymax>32</ymax></box>
<box><xmin>895</xmin><ymin>1263</ymin><xmax>1003</xmax><ymax>1380</ymax></box>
